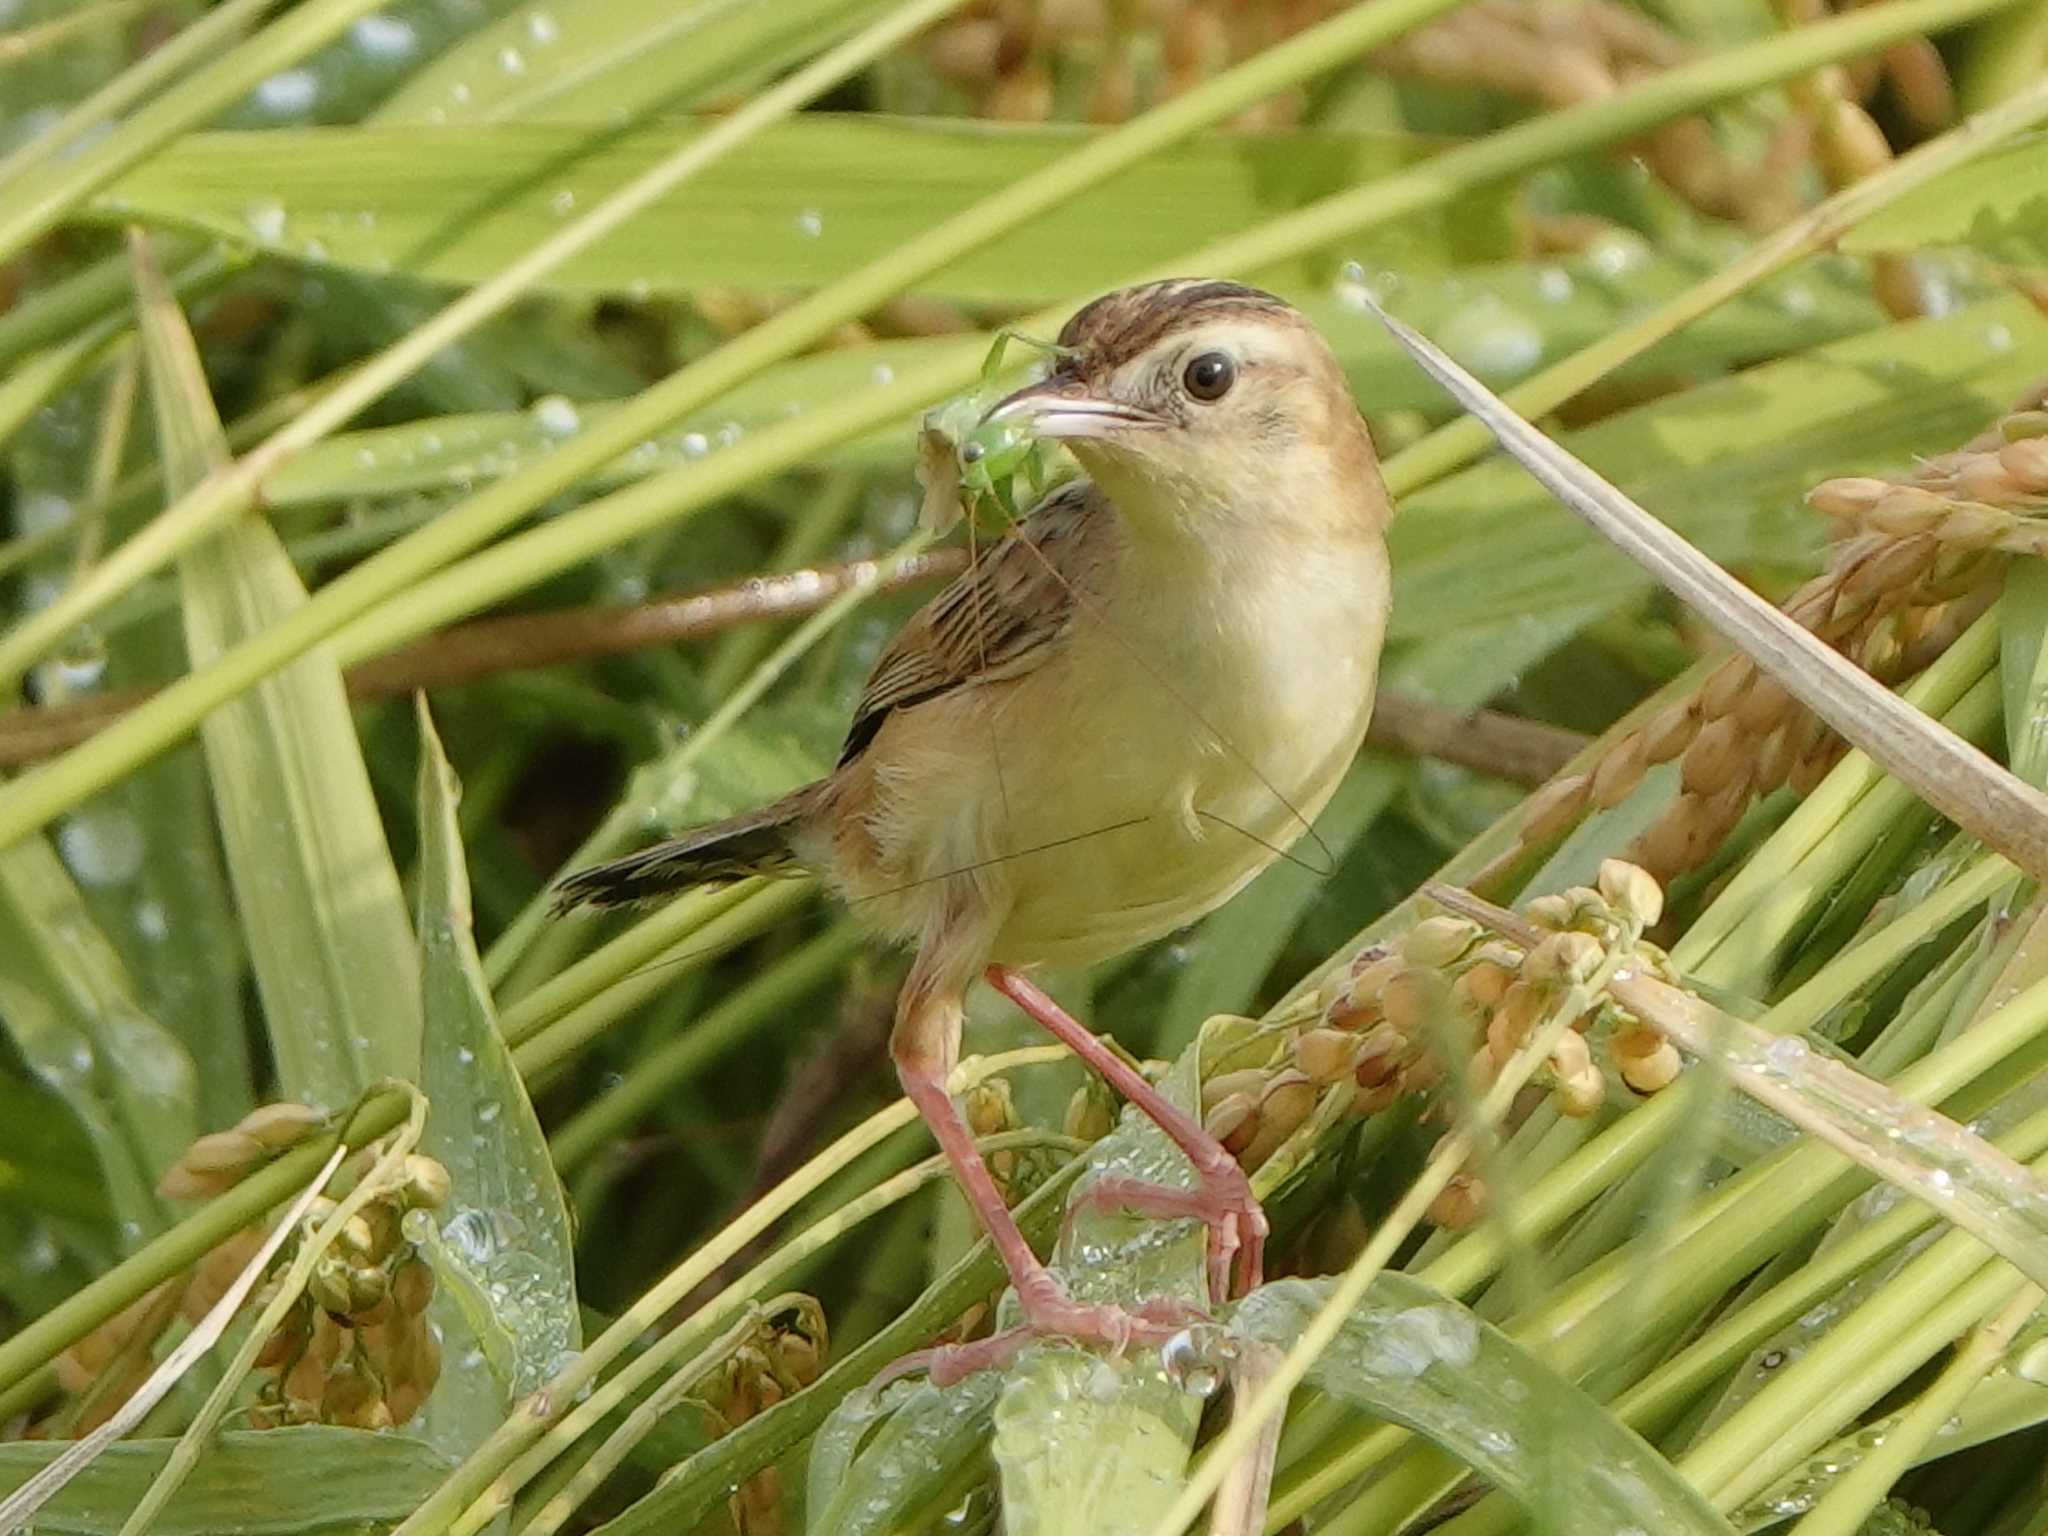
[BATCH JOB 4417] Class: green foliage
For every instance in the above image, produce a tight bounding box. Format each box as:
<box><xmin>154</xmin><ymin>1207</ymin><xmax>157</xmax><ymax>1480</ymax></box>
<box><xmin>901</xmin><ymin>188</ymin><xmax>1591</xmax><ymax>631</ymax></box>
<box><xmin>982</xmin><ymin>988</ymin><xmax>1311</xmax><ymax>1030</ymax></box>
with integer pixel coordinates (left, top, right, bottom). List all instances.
<box><xmin>8</xmin><ymin>0</ymin><xmax>2048</xmax><ymax>1533</ymax></box>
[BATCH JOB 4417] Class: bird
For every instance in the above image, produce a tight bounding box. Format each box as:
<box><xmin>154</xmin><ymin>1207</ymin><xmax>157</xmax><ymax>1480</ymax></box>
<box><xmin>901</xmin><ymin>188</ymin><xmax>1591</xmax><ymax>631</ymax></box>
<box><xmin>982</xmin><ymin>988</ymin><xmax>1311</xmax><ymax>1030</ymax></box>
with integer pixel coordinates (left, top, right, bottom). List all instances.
<box><xmin>556</xmin><ymin>277</ymin><xmax>1392</xmax><ymax>1373</ymax></box>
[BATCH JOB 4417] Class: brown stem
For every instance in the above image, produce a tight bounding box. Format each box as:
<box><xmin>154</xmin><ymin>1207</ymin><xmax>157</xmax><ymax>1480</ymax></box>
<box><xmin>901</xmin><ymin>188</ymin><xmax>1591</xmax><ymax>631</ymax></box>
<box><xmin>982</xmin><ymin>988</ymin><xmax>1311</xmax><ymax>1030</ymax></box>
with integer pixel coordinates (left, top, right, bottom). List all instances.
<box><xmin>3</xmin><ymin>550</ymin><xmax>1581</xmax><ymax>785</ymax></box>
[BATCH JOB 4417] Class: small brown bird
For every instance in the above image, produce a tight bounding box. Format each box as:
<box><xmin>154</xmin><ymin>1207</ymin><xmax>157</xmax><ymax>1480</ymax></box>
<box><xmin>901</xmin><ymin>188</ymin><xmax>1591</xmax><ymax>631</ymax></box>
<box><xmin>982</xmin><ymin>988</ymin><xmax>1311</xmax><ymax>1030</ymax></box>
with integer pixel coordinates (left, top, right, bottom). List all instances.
<box><xmin>558</xmin><ymin>279</ymin><xmax>1391</xmax><ymax>1370</ymax></box>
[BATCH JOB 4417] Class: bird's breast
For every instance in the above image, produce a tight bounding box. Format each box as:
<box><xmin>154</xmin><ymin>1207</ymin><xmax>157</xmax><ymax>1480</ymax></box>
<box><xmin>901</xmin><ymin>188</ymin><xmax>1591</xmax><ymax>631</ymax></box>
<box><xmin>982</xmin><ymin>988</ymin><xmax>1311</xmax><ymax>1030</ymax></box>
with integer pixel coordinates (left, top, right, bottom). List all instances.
<box><xmin>987</xmin><ymin>526</ymin><xmax>1391</xmax><ymax>966</ymax></box>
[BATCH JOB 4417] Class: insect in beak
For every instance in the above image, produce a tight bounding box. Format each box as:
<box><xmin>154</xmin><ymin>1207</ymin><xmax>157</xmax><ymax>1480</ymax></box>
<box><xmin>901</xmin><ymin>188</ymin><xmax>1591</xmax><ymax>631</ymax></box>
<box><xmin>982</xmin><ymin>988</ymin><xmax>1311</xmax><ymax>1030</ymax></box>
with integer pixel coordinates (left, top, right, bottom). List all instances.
<box><xmin>981</xmin><ymin>376</ymin><xmax>1166</xmax><ymax>440</ymax></box>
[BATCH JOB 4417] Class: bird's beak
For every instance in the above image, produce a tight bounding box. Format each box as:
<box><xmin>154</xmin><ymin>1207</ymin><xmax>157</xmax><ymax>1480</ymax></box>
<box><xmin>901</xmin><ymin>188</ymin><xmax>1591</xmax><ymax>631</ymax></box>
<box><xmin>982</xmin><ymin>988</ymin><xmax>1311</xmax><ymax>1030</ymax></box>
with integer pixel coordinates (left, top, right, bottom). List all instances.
<box><xmin>981</xmin><ymin>377</ymin><xmax>1165</xmax><ymax>440</ymax></box>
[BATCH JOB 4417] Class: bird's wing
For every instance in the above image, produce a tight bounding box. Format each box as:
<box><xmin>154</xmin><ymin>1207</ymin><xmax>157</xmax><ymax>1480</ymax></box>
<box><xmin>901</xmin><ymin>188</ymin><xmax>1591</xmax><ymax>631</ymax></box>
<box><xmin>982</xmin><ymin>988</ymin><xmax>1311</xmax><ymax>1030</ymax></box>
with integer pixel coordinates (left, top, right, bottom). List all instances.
<box><xmin>839</xmin><ymin>480</ymin><xmax>1101</xmax><ymax>767</ymax></box>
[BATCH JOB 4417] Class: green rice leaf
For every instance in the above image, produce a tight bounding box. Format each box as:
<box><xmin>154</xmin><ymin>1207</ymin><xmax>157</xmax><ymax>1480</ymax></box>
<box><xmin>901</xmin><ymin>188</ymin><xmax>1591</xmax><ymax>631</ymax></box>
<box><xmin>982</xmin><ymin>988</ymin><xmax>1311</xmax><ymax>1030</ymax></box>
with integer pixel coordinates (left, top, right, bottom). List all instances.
<box><xmin>89</xmin><ymin>117</ymin><xmax>1429</xmax><ymax>302</ymax></box>
<box><xmin>415</xmin><ymin>697</ymin><xmax>579</xmax><ymax>1455</ymax></box>
<box><xmin>0</xmin><ymin>1426</ymin><xmax>452</xmax><ymax>1536</ymax></box>
<box><xmin>376</xmin><ymin>0</ymin><xmax>892</xmax><ymax>126</ymax></box>
<box><xmin>0</xmin><ymin>836</ymin><xmax>192</xmax><ymax>1244</ymax></box>
<box><xmin>128</xmin><ymin>229</ymin><xmax>421</xmax><ymax>1107</ymax></box>
<box><xmin>1838</xmin><ymin>130</ymin><xmax>2048</xmax><ymax>259</ymax></box>
<box><xmin>807</xmin><ymin>1374</ymin><xmax>1002</xmax><ymax>1535</ymax></box>
<box><xmin>988</xmin><ymin>1048</ymin><xmax>1211</xmax><ymax>1535</ymax></box>
<box><xmin>1235</xmin><ymin>1274</ymin><xmax>1735</xmax><ymax>1536</ymax></box>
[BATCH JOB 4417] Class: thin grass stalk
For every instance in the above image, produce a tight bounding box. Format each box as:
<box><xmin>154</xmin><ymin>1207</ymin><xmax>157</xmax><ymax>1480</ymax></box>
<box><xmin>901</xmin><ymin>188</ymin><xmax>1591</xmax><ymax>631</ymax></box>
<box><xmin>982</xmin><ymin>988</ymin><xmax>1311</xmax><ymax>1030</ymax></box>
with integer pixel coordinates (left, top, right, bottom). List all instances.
<box><xmin>388</xmin><ymin>1045</ymin><xmax>1067</xmax><ymax>1536</ymax></box>
<box><xmin>511</xmin><ymin>881</ymin><xmax>819</xmax><ymax>1086</ymax></box>
<box><xmin>1374</xmin><ymin>301</ymin><xmax>2048</xmax><ymax>879</ymax></box>
<box><xmin>499</xmin><ymin>882</ymin><xmax>766</xmax><ymax>1041</ymax></box>
<box><xmin>0</xmin><ymin>0</ymin><xmax>398</xmax><ymax>267</ymax></box>
<box><xmin>504</xmin><ymin>1303</ymin><xmax>797</xmax><ymax>1536</ymax></box>
<box><xmin>0</xmin><ymin>0</ymin><xmax>281</xmax><ymax>192</ymax></box>
<box><xmin>1683</xmin><ymin>1242</ymin><xmax>2029</xmax><ymax>1508</ymax></box>
<box><xmin>1789</xmin><ymin>1282</ymin><xmax>2043</xmax><ymax>1536</ymax></box>
<box><xmin>548</xmin><ymin>923</ymin><xmax>865</xmax><ymax>1170</ymax></box>
<box><xmin>0</xmin><ymin>0</ymin><xmax>964</xmax><ymax>693</ymax></box>
<box><xmin>0</xmin><ymin>0</ymin><xmax>1951</xmax><ymax>851</ymax></box>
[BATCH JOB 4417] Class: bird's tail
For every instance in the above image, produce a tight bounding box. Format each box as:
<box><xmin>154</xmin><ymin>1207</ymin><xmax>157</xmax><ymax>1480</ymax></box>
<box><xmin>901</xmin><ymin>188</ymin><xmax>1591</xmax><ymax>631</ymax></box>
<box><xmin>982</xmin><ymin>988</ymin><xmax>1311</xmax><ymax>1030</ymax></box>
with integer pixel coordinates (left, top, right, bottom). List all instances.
<box><xmin>551</xmin><ymin>783</ymin><xmax>823</xmax><ymax>911</ymax></box>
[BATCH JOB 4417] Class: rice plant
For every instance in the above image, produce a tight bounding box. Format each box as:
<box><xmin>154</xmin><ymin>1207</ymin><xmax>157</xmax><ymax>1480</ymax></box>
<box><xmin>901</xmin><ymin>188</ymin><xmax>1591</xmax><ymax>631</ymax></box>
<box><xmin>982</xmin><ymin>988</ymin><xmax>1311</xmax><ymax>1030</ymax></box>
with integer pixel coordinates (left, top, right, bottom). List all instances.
<box><xmin>4</xmin><ymin>1</ymin><xmax>2048</xmax><ymax>1533</ymax></box>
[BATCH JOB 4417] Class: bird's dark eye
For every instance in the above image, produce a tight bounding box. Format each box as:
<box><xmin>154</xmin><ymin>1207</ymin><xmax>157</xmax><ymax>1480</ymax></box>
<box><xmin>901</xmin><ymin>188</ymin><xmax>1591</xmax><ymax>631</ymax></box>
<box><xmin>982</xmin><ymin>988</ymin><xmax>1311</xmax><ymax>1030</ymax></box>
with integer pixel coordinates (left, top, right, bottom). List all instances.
<box><xmin>1182</xmin><ymin>351</ymin><xmax>1236</xmax><ymax>402</ymax></box>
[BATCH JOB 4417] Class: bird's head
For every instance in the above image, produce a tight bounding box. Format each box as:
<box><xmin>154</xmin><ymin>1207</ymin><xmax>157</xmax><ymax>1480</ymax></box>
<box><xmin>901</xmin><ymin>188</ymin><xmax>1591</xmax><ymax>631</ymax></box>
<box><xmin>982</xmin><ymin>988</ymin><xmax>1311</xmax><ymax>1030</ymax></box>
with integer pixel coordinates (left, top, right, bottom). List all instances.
<box><xmin>983</xmin><ymin>279</ymin><xmax>1384</xmax><ymax>535</ymax></box>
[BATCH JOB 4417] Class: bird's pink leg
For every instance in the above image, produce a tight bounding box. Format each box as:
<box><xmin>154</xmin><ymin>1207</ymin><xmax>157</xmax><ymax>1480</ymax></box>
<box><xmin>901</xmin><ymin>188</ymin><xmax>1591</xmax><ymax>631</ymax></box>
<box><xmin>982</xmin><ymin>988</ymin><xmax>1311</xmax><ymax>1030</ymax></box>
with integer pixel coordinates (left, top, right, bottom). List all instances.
<box><xmin>890</xmin><ymin>972</ymin><xmax>1197</xmax><ymax>1384</ymax></box>
<box><xmin>985</xmin><ymin>964</ymin><xmax>1267</xmax><ymax>1303</ymax></box>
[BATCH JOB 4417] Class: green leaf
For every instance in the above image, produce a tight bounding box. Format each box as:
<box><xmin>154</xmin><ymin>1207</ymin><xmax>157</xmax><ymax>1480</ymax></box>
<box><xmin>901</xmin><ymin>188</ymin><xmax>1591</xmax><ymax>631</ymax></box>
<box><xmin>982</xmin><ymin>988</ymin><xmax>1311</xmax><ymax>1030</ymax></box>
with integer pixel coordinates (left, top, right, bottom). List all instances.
<box><xmin>1839</xmin><ymin>131</ymin><xmax>2048</xmax><ymax>258</ymax></box>
<box><xmin>415</xmin><ymin>697</ymin><xmax>580</xmax><ymax>1456</ymax></box>
<box><xmin>1235</xmin><ymin>1274</ymin><xmax>1736</xmax><ymax>1536</ymax></box>
<box><xmin>807</xmin><ymin>1374</ymin><xmax>1002</xmax><ymax>1535</ymax></box>
<box><xmin>128</xmin><ymin>229</ymin><xmax>421</xmax><ymax>1107</ymax></box>
<box><xmin>992</xmin><ymin>1357</ymin><xmax>1200</xmax><ymax>1536</ymax></box>
<box><xmin>0</xmin><ymin>835</ymin><xmax>193</xmax><ymax>1246</ymax></box>
<box><xmin>376</xmin><ymin>0</ymin><xmax>893</xmax><ymax>126</ymax></box>
<box><xmin>986</xmin><ymin>1048</ymin><xmax>1212</xmax><ymax>1534</ymax></box>
<box><xmin>89</xmin><ymin>116</ymin><xmax>1431</xmax><ymax>302</ymax></box>
<box><xmin>0</xmin><ymin>1426</ymin><xmax>453</xmax><ymax>1536</ymax></box>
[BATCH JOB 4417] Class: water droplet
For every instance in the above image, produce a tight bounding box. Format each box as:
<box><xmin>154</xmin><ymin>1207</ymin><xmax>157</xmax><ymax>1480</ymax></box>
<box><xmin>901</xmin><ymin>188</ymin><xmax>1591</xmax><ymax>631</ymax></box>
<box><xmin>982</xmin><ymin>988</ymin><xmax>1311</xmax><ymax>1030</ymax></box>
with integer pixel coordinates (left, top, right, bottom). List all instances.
<box><xmin>1777</xmin><ymin>284</ymin><xmax>1817</xmax><ymax>317</ymax></box>
<box><xmin>1987</xmin><ymin>323</ymin><xmax>2014</xmax><ymax>353</ymax></box>
<box><xmin>1587</xmin><ymin>233</ymin><xmax>1648</xmax><ymax>277</ymax></box>
<box><xmin>1159</xmin><ymin>1329</ymin><xmax>1225</xmax><ymax>1397</ymax></box>
<box><xmin>57</xmin><ymin>804</ymin><xmax>145</xmax><ymax>887</ymax></box>
<box><xmin>478</xmin><ymin>1101</ymin><xmax>502</xmax><ymax>1125</ymax></box>
<box><xmin>681</xmin><ymin>431</ymin><xmax>709</xmax><ymax>458</ymax></box>
<box><xmin>256</xmin><ymin>69</ymin><xmax>319</xmax><ymax>115</ymax></box>
<box><xmin>1373</xmin><ymin>1304</ymin><xmax>1479</xmax><ymax>1377</ymax></box>
<box><xmin>527</xmin><ymin>10</ymin><xmax>559</xmax><ymax>44</ymax></box>
<box><xmin>549</xmin><ymin>188</ymin><xmax>576</xmax><ymax>217</ymax></box>
<box><xmin>1535</xmin><ymin>266</ymin><xmax>1574</xmax><ymax>303</ymax></box>
<box><xmin>17</xmin><ymin>491</ymin><xmax>70</xmax><ymax>532</ymax></box>
<box><xmin>1765</xmin><ymin>1035</ymin><xmax>1809</xmax><ymax>1071</ymax></box>
<box><xmin>444</xmin><ymin>1209</ymin><xmax>496</xmax><ymax>1263</ymax></box>
<box><xmin>134</xmin><ymin>900</ymin><xmax>168</xmax><ymax>941</ymax></box>
<box><xmin>872</xmin><ymin>362</ymin><xmax>895</xmax><ymax>386</ymax></box>
<box><xmin>245</xmin><ymin>199</ymin><xmax>288</xmax><ymax>243</ymax></box>
<box><xmin>455</xmin><ymin>1046</ymin><xmax>476</xmax><ymax>1065</ymax></box>
<box><xmin>796</xmin><ymin>208</ymin><xmax>824</xmax><ymax>238</ymax></box>
<box><xmin>450</xmin><ymin>81</ymin><xmax>472</xmax><ymax>105</ymax></box>
<box><xmin>498</xmin><ymin>46</ymin><xmax>526</xmax><ymax>74</ymax></box>
<box><xmin>531</xmin><ymin>395</ymin><xmax>580</xmax><ymax>436</ymax></box>
<box><xmin>351</xmin><ymin>13</ymin><xmax>416</xmax><ymax>58</ymax></box>
<box><xmin>1927</xmin><ymin>1168</ymin><xmax>1953</xmax><ymax>1194</ymax></box>
<box><xmin>1439</xmin><ymin>296</ymin><xmax>1543</xmax><ymax>378</ymax></box>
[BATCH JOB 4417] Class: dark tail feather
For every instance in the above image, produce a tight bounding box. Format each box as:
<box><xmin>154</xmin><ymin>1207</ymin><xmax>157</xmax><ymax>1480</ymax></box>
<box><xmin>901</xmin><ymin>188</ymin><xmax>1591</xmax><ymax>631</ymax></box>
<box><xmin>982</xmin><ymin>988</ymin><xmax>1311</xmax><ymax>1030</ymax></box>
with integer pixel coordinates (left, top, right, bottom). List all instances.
<box><xmin>551</xmin><ymin>784</ymin><xmax>821</xmax><ymax>912</ymax></box>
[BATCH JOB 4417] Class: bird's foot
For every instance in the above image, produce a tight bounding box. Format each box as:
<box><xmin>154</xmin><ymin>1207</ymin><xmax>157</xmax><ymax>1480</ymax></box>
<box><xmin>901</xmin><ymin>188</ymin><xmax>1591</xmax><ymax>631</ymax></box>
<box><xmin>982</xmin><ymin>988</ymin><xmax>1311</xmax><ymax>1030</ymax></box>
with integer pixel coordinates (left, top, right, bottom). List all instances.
<box><xmin>1067</xmin><ymin>1163</ymin><xmax>1267</xmax><ymax>1305</ymax></box>
<box><xmin>892</xmin><ymin>1286</ymin><xmax>1207</xmax><ymax>1388</ymax></box>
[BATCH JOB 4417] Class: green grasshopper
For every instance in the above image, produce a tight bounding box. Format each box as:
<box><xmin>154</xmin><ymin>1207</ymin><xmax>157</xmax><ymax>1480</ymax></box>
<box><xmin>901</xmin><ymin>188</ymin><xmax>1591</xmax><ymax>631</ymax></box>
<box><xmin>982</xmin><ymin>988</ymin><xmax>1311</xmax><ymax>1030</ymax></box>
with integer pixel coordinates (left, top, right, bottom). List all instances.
<box><xmin>916</xmin><ymin>329</ymin><xmax>1068</xmax><ymax>536</ymax></box>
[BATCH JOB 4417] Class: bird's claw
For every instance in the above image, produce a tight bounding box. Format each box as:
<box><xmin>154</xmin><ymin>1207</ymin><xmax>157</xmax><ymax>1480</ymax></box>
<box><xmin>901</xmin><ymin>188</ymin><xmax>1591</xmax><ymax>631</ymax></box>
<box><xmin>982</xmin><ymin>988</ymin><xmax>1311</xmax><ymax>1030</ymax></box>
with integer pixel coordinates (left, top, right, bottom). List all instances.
<box><xmin>1065</xmin><ymin>1165</ymin><xmax>1267</xmax><ymax>1304</ymax></box>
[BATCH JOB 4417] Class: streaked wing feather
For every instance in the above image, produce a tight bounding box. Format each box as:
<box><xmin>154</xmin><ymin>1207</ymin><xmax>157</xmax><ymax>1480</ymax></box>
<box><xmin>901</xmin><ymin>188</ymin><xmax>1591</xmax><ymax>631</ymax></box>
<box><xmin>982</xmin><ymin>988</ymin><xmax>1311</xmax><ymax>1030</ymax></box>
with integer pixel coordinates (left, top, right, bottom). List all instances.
<box><xmin>839</xmin><ymin>481</ymin><xmax>1098</xmax><ymax>766</ymax></box>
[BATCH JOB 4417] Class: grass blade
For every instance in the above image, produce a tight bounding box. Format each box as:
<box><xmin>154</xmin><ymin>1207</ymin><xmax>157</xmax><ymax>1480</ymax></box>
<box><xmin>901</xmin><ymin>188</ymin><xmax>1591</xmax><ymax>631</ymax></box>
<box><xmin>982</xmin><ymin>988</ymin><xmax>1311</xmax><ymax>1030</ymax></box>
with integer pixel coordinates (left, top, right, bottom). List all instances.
<box><xmin>1236</xmin><ymin>1275</ymin><xmax>1734</xmax><ymax>1535</ymax></box>
<box><xmin>414</xmin><ymin>697</ymin><xmax>579</xmax><ymax>1455</ymax></box>
<box><xmin>0</xmin><ymin>1426</ymin><xmax>450</xmax><ymax>1536</ymax></box>
<box><xmin>128</xmin><ymin>229</ymin><xmax>420</xmax><ymax>1105</ymax></box>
